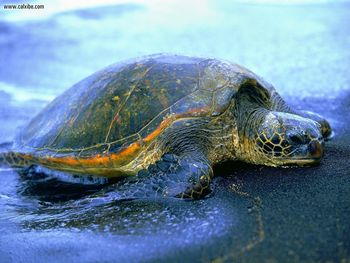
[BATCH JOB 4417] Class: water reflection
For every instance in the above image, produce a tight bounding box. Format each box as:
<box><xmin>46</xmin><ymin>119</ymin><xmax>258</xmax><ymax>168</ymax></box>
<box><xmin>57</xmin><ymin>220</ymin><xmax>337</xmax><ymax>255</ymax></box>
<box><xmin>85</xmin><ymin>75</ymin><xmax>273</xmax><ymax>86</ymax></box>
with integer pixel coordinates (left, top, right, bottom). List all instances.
<box><xmin>2</xmin><ymin>167</ymin><xmax>237</xmax><ymax>238</ymax></box>
<box><xmin>0</xmin><ymin>160</ymin><xmax>268</xmax><ymax>263</ymax></box>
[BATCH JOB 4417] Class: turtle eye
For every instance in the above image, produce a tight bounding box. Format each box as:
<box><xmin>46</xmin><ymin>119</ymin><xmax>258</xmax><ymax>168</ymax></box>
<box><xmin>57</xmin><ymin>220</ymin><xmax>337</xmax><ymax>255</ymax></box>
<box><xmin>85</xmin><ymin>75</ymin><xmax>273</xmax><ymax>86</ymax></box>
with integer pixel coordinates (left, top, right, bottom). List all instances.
<box><xmin>287</xmin><ymin>132</ymin><xmax>304</xmax><ymax>145</ymax></box>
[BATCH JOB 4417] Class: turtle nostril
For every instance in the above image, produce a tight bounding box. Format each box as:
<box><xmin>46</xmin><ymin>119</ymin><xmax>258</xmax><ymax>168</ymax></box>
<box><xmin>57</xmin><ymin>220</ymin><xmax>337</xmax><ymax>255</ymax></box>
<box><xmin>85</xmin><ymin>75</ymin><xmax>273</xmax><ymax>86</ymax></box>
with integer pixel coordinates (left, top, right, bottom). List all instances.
<box><xmin>308</xmin><ymin>140</ymin><xmax>324</xmax><ymax>158</ymax></box>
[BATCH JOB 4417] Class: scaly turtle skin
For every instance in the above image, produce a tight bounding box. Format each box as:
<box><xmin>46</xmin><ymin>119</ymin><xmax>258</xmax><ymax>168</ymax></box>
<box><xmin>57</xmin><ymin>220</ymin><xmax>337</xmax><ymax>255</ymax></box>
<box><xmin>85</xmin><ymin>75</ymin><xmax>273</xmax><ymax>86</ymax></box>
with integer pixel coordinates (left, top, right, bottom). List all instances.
<box><xmin>1</xmin><ymin>54</ymin><xmax>332</xmax><ymax>199</ymax></box>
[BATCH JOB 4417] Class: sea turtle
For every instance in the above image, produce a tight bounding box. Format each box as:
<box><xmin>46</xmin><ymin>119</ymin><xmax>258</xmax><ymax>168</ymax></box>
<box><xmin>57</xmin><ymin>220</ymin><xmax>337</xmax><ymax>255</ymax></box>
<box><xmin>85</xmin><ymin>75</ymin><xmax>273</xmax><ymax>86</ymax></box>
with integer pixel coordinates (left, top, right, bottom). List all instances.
<box><xmin>1</xmin><ymin>54</ymin><xmax>332</xmax><ymax>199</ymax></box>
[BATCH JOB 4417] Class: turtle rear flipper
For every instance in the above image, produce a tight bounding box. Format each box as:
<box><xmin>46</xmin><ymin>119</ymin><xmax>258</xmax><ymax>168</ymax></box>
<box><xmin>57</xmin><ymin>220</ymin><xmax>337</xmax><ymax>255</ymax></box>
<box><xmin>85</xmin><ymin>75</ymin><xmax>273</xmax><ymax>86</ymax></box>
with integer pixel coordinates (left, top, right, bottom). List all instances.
<box><xmin>0</xmin><ymin>152</ymin><xmax>31</xmax><ymax>168</ymax></box>
<box><xmin>113</xmin><ymin>153</ymin><xmax>213</xmax><ymax>200</ymax></box>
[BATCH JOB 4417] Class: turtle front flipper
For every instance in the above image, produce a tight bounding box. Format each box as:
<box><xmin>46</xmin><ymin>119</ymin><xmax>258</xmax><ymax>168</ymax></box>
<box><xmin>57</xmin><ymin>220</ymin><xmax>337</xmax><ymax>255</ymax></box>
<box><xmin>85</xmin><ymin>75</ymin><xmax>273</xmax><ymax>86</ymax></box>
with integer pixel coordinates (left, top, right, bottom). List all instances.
<box><xmin>114</xmin><ymin>153</ymin><xmax>213</xmax><ymax>200</ymax></box>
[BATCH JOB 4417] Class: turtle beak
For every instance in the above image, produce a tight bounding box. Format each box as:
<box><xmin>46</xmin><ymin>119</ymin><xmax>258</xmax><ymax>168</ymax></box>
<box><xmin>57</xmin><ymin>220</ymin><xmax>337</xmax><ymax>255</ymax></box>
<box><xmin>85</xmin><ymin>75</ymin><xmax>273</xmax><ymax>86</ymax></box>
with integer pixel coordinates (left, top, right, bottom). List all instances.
<box><xmin>308</xmin><ymin>140</ymin><xmax>324</xmax><ymax>160</ymax></box>
<box><xmin>281</xmin><ymin>139</ymin><xmax>325</xmax><ymax>167</ymax></box>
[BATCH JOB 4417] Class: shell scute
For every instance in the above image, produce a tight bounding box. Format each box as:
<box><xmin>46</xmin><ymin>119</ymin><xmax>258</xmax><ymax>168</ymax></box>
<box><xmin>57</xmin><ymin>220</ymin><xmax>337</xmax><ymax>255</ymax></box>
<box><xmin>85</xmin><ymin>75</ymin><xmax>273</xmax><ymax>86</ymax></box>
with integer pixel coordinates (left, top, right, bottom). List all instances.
<box><xmin>104</xmin><ymin>58</ymin><xmax>201</xmax><ymax>143</ymax></box>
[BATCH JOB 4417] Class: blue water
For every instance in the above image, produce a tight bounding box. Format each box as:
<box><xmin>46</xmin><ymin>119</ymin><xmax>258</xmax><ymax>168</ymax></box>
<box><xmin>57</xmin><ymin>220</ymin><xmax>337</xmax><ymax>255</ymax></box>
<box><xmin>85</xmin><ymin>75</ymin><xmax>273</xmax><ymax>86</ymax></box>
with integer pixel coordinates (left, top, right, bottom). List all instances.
<box><xmin>1</xmin><ymin>1</ymin><xmax>350</xmax><ymax>262</ymax></box>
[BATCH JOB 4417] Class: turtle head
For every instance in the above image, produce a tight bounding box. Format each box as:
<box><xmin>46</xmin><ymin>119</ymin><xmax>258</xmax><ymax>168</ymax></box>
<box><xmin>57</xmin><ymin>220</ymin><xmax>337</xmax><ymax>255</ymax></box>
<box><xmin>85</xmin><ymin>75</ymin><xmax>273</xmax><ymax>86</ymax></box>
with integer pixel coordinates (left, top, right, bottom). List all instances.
<box><xmin>245</xmin><ymin>112</ymin><xmax>324</xmax><ymax>167</ymax></box>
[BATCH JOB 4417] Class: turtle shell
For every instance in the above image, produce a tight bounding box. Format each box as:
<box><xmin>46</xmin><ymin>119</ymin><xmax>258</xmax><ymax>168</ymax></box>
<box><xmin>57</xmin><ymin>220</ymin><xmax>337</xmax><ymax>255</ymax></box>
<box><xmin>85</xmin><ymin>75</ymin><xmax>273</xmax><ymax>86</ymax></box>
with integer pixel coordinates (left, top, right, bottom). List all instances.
<box><xmin>14</xmin><ymin>54</ymin><xmax>272</xmax><ymax>175</ymax></box>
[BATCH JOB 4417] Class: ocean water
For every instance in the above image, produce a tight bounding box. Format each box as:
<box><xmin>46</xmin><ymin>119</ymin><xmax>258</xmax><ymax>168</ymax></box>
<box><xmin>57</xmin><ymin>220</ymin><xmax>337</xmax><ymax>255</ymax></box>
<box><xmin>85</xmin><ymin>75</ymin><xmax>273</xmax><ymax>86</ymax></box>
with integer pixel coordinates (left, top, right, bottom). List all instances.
<box><xmin>0</xmin><ymin>1</ymin><xmax>350</xmax><ymax>262</ymax></box>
